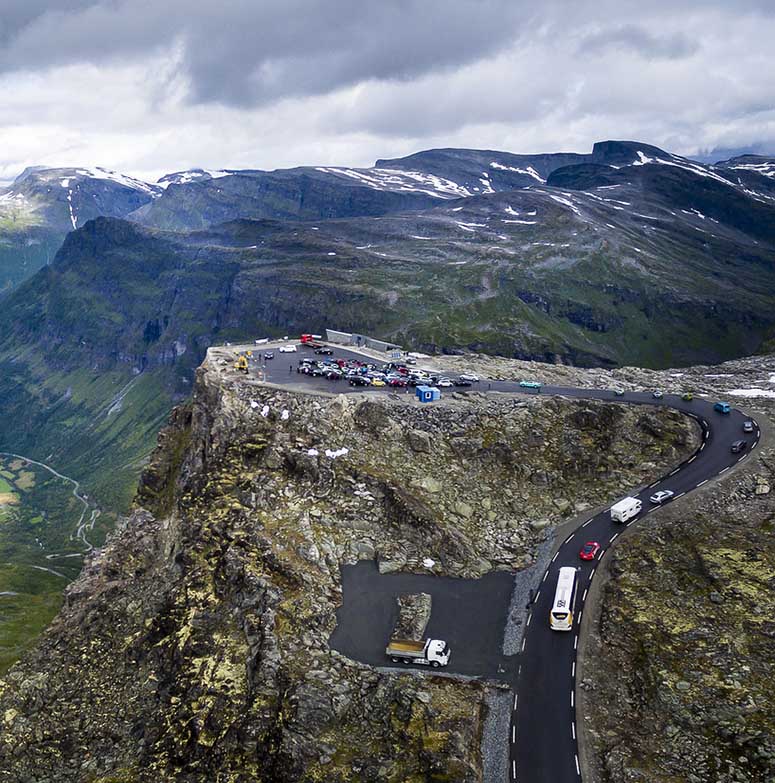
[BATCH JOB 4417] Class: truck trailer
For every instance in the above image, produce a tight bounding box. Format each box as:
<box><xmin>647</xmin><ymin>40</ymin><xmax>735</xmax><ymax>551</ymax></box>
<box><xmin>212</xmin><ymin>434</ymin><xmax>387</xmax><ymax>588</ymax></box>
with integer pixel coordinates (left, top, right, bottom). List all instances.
<box><xmin>386</xmin><ymin>638</ymin><xmax>450</xmax><ymax>668</ymax></box>
<box><xmin>610</xmin><ymin>496</ymin><xmax>642</xmax><ymax>523</ymax></box>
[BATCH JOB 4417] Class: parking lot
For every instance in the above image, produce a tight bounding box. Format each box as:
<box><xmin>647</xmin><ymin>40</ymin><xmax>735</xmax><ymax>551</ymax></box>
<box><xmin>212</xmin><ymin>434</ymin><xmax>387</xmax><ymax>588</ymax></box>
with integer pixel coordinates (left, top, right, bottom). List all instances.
<box><xmin>233</xmin><ymin>339</ymin><xmax>482</xmax><ymax>392</ymax></box>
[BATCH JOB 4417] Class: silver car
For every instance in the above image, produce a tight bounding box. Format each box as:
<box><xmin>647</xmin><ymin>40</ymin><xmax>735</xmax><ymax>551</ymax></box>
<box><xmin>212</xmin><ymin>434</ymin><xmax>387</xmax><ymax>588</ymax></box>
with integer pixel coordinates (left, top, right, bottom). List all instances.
<box><xmin>649</xmin><ymin>490</ymin><xmax>674</xmax><ymax>505</ymax></box>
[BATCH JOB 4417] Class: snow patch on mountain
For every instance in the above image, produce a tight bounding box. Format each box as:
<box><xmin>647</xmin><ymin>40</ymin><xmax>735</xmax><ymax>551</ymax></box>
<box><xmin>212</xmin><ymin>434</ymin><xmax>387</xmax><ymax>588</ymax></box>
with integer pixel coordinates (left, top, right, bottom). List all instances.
<box><xmin>316</xmin><ymin>167</ymin><xmax>473</xmax><ymax>199</ymax></box>
<box><xmin>490</xmin><ymin>161</ymin><xmax>545</xmax><ymax>183</ymax></box>
<box><xmin>74</xmin><ymin>167</ymin><xmax>158</xmax><ymax>195</ymax></box>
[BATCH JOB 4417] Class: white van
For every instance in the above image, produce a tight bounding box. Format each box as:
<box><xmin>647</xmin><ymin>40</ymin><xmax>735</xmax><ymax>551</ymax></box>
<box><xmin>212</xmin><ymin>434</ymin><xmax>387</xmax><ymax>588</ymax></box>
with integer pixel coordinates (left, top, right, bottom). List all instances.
<box><xmin>610</xmin><ymin>496</ymin><xmax>642</xmax><ymax>523</ymax></box>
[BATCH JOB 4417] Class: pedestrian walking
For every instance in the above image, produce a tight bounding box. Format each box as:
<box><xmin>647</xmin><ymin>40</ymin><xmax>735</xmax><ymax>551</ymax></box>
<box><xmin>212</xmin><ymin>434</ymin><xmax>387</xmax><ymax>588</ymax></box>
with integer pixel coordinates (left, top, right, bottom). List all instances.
<box><xmin>289</xmin><ymin>364</ymin><xmax>293</xmax><ymax>373</ymax></box>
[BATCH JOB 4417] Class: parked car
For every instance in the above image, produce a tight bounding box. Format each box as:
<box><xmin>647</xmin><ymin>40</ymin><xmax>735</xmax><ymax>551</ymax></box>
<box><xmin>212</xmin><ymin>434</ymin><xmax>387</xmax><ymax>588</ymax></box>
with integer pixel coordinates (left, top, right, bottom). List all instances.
<box><xmin>278</xmin><ymin>344</ymin><xmax>297</xmax><ymax>353</ymax></box>
<box><xmin>649</xmin><ymin>489</ymin><xmax>674</xmax><ymax>505</ymax></box>
<box><xmin>579</xmin><ymin>541</ymin><xmax>601</xmax><ymax>561</ymax></box>
<box><xmin>743</xmin><ymin>421</ymin><xmax>754</xmax><ymax>433</ymax></box>
<box><xmin>437</xmin><ymin>378</ymin><xmax>454</xmax><ymax>388</ymax></box>
<box><xmin>264</xmin><ymin>351</ymin><xmax>274</xmax><ymax>360</ymax></box>
<box><xmin>371</xmin><ymin>378</ymin><xmax>386</xmax><ymax>387</ymax></box>
<box><xmin>387</xmin><ymin>378</ymin><xmax>407</xmax><ymax>387</ymax></box>
<box><xmin>405</xmin><ymin>357</ymin><xmax>417</xmax><ymax>365</ymax></box>
<box><xmin>348</xmin><ymin>375</ymin><xmax>370</xmax><ymax>386</ymax></box>
<box><xmin>652</xmin><ymin>390</ymin><xmax>663</xmax><ymax>399</ymax></box>
<box><xmin>459</xmin><ymin>373</ymin><xmax>480</xmax><ymax>382</ymax></box>
<box><xmin>454</xmin><ymin>379</ymin><xmax>472</xmax><ymax>387</ymax></box>
<box><xmin>519</xmin><ymin>380</ymin><xmax>542</xmax><ymax>389</ymax></box>
<box><xmin>731</xmin><ymin>440</ymin><xmax>747</xmax><ymax>454</ymax></box>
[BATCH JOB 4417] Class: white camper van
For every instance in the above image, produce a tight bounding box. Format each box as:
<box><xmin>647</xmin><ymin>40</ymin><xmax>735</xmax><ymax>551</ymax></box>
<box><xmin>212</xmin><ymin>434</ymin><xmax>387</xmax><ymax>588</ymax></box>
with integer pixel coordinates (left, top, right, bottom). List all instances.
<box><xmin>610</xmin><ymin>496</ymin><xmax>642</xmax><ymax>523</ymax></box>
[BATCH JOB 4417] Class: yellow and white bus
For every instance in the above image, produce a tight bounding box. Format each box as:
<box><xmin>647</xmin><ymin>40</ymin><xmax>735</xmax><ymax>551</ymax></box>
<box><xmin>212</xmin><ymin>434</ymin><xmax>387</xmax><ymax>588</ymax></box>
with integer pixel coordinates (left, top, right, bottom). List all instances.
<box><xmin>550</xmin><ymin>567</ymin><xmax>578</xmax><ymax>631</ymax></box>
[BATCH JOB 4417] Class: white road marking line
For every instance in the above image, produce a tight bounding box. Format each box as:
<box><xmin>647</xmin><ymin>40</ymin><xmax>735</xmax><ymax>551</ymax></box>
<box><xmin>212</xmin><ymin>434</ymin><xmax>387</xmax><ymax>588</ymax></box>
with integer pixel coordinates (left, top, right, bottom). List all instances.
<box><xmin>582</xmin><ymin>519</ymin><xmax>592</xmax><ymax>528</ymax></box>
<box><xmin>574</xmin><ymin>635</ymin><xmax>578</xmax><ymax>650</ymax></box>
<box><xmin>703</xmin><ymin>430</ymin><xmax>709</xmax><ymax>440</ymax></box>
<box><xmin>697</xmin><ymin>479</ymin><xmax>708</xmax><ymax>487</ymax></box>
<box><xmin>570</xmin><ymin>690</ymin><xmax>574</xmax><ymax>708</ymax></box>
<box><xmin>700</xmin><ymin>442</ymin><xmax>705</xmax><ymax>451</ymax></box>
<box><xmin>609</xmin><ymin>533</ymin><xmax>619</xmax><ymax>544</ymax></box>
<box><xmin>572</xmin><ymin>661</ymin><xmax>576</xmax><ymax>678</ymax></box>
<box><xmin>572</xmin><ymin>721</ymin><xmax>576</xmax><ymax>740</ymax></box>
<box><xmin>578</xmin><ymin>610</ymin><xmax>583</xmax><ymax>624</ymax></box>
<box><xmin>521</xmin><ymin>638</ymin><xmax>526</xmax><ymax>652</ymax></box>
<box><xmin>648</xmin><ymin>481</ymin><xmax>659</xmax><ymax>488</ymax></box>
<box><xmin>597</xmin><ymin>548</ymin><xmax>604</xmax><ymax>560</ymax></box>
<box><xmin>512</xmin><ymin>759</ymin><xmax>516</xmax><ymax>779</ymax></box>
<box><xmin>739</xmin><ymin>454</ymin><xmax>748</xmax><ymax>462</ymax></box>
<box><xmin>552</xmin><ymin>551</ymin><xmax>560</xmax><ymax>562</ymax></box>
<box><xmin>564</xmin><ymin>534</ymin><xmax>574</xmax><ymax>545</ymax></box>
<box><xmin>719</xmin><ymin>466</ymin><xmax>729</xmax><ymax>474</ymax></box>
<box><xmin>535</xmin><ymin>589</ymin><xmax>541</xmax><ymax>602</ymax></box>
<box><xmin>526</xmin><ymin>614</ymin><xmax>532</xmax><ymax>627</ymax></box>
<box><xmin>669</xmin><ymin>468</ymin><xmax>680</xmax><ymax>476</ymax></box>
<box><xmin>518</xmin><ymin>665</ymin><xmax>521</xmax><ymax>677</ymax></box>
<box><xmin>512</xmin><ymin>725</ymin><xmax>516</xmax><ymax>744</ymax></box>
<box><xmin>588</xmin><ymin>568</ymin><xmax>596</xmax><ymax>582</ymax></box>
<box><xmin>514</xmin><ymin>693</ymin><xmax>518</xmax><ymax>710</ymax></box>
<box><xmin>675</xmin><ymin>492</ymin><xmax>686</xmax><ymax>499</ymax></box>
<box><xmin>582</xmin><ymin>588</ymin><xmax>588</xmax><ymax>601</ymax></box>
<box><xmin>575</xmin><ymin>754</ymin><xmax>580</xmax><ymax>776</ymax></box>
<box><xmin>688</xmin><ymin>455</ymin><xmax>696</xmax><ymax>463</ymax></box>
<box><xmin>542</xmin><ymin>570</ymin><xmax>549</xmax><ymax>582</ymax></box>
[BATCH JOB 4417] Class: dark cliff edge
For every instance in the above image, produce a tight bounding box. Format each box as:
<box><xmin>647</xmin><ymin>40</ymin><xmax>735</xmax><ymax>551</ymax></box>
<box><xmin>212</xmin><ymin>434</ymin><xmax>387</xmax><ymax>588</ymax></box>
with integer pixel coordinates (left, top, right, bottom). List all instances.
<box><xmin>0</xmin><ymin>350</ymin><xmax>701</xmax><ymax>782</ymax></box>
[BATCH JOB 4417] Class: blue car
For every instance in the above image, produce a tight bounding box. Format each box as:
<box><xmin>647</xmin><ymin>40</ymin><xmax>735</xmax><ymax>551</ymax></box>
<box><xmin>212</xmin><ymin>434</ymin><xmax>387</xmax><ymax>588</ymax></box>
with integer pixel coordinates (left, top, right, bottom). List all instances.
<box><xmin>714</xmin><ymin>402</ymin><xmax>731</xmax><ymax>414</ymax></box>
<box><xmin>519</xmin><ymin>380</ymin><xmax>542</xmax><ymax>390</ymax></box>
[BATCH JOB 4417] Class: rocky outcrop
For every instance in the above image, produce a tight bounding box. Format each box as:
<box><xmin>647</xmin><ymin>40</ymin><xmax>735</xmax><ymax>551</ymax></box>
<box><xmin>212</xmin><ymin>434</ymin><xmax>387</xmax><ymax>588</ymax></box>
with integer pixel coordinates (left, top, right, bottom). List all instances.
<box><xmin>0</xmin><ymin>353</ymin><xmax>699</xmax><ymax>781</ymax></box>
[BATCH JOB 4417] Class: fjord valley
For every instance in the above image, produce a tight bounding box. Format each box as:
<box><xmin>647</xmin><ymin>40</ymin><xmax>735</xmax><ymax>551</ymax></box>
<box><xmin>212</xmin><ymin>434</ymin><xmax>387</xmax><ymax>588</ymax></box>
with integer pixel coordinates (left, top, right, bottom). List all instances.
<box><xmin>0</xmin><ymin>140</ymin><xmax>774</xmax><ymax>783</ymax></box>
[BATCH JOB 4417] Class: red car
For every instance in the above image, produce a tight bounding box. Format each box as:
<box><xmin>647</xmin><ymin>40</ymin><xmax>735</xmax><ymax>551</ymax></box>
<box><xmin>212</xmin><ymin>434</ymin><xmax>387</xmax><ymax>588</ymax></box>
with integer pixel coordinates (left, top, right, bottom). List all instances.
<box><xmin>387</xmin><ymin>378</ymin><xmax>407</xmax><ymax>387</ymax></box>
<box><xmin>579</xmin><ymin>541</ymin><xmax>601</xmax><ymax>561</ymax></box>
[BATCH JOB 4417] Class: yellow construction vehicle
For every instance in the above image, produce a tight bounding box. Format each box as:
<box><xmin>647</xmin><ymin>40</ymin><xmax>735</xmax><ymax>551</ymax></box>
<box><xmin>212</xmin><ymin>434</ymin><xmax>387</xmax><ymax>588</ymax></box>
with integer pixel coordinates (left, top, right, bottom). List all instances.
<box><xmin>235</xmin><ymin>354</ymin><xmax>249</xmax><ymax>373</ymax></box>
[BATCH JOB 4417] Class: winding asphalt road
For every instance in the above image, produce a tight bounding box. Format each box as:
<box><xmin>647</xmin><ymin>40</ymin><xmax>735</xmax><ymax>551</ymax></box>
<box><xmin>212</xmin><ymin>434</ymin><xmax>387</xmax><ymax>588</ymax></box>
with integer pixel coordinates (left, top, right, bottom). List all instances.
<box><xmin>241</xmin><ymin>342</ymin><xmax>761</xmax><ymax>783</ymax></box>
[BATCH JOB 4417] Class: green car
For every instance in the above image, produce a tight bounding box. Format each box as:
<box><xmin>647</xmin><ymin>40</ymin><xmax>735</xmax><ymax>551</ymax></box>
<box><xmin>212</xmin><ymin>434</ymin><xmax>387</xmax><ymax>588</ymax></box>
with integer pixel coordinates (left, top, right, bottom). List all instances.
<box><xmin>682</xmin><ymin>392</ymin><xmax>693</xmax><ymax>401</ymax></box>
<box><xmin>519</xmin><ymin>380</ymin><xmax>542</xmax><ymax>389</ymax></box>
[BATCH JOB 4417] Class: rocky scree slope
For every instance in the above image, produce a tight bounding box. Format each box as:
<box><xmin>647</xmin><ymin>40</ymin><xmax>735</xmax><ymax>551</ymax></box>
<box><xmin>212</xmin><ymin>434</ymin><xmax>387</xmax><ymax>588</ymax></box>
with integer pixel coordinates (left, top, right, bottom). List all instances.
<box><xmin>581</xmin><ymin>400</ymin><xmax>775</xmax><ymax>783</ymax></box>
<box><xmin>0</xmin><ymin>352</ymin><xmax>697</xmax><ymax>782</ymax></box>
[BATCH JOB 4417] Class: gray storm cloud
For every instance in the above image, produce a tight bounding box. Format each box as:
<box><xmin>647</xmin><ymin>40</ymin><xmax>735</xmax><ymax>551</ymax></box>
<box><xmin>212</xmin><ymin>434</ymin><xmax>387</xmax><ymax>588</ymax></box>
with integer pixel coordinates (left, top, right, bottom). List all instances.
<box><xmin>0</xmin><ymin>0</ymin><xmax>773</xmax><ymax>179</ymax></box>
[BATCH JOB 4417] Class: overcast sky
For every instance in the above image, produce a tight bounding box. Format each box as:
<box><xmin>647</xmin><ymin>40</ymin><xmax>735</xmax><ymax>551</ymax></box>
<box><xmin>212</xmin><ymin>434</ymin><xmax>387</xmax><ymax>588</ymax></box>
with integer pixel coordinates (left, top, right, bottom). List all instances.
<box><xmin>1</xmin><ymin>0</ymin><xmax>774</xmax><ymax>183</ymax></box>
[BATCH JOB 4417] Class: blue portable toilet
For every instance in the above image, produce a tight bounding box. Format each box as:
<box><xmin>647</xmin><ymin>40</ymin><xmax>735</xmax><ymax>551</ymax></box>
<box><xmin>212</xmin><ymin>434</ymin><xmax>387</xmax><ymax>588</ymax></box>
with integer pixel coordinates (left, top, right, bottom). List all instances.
<box><xmin>416</xmin><ymin>385</ymin><xmax>441</xmax><ymax>403</ymax></box>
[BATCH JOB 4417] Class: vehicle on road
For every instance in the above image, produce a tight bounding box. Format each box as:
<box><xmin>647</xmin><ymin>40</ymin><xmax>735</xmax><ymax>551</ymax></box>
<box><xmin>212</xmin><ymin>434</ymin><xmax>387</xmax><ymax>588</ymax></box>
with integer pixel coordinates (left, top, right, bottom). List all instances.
<box><xmin>264</xmin><ymin>351</ymin><xmax>274</xmax><ymax>360</ymax></box>
<box><xmin>370</xmin><ymin>378</ymin><xmax>386</xmax><ymax>387</ymax></box>
<box><xmin>348</xmin><ymin>375</ymin><xmax>370</xmax><ymax>386</ymax></box>
<box><xmin>649</xmin><ymin>489</ymin><xmax>674</xmax><ymax>505</ymax></box>
<box><xmin>405</xmin><ymin>357</ymin><xmax>417</xmax><ymax>365</ymax></box>
<box><xmin>714</xmin><ymin>401</ymin><xmax>731</xmax><ymax>414</ymax></box>
<box><xmin>386</xmin><ymin>638</ymin><xmax>450</xmax><ymax>668</ymax></box>
<box><xmin>743</xmin><ymin>421</ymin><xmax>754</xmax><ymax>433</ymax></box>
<box><xmin>436</xmin><ymin>378</ymin><xmax>454</xmax><ymax>388</ymax></box>
<box><xmin>278</xmin><ymin>344</ymin><xmax>297</xmax><ymax>353</ymax></box>
<box><xmin>652</xmin><ymin>390</ymin><xmax>663</xmax><ymax>399</ymax></box>
<box><xmin>682</xmin><ymin>392</ymin><xmax>693</xmax><ymax>401</ymax></box>
<box><xmin>519</xmin><ymin>380</ymin><xmax>542</xmax><ymax>389</ymax></box>
<box><xmin>454</xmin><ymin>379</ymin><xmax>472</xmax><ymax>387</ymax></box>
<box><xmin>314</xmin><ymin>347</ymin><xmax>333</xmax><ymax>355</ymax></box>
<box><xmin>611</xmin><ymin>496</ymin><xmax>642</xmax><ymax>523</ymax></box>
<box><xmin>459</xmin><ymin>373</ymin><xmax>480</xmax><ymax>382</ymax></box>
<box><xmin>731</xmin><ymin>440</ymin><xmax>747</xmax><ymax>454</ymax></box>
<box><xmin>550</xmin><ymin>567</ymin><xmax>578</xmax><ymax>631</ymax></box>
<box><xmin>612</xmin><ymin>388</ymin><xmax>625</xmax><ymax>396</ymax></box>
<box><xmin>579</xmin><ymin>541</ymin><xmax>601</xmax><ymax>561</ymax></box>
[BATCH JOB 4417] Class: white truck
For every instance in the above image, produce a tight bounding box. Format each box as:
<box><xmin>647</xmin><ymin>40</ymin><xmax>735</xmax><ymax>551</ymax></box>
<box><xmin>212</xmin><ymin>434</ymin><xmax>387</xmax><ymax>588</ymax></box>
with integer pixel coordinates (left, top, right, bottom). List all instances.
<box><xmin>386</xmin><ymin>638</ymin><xmax>450</xmax><ymax>668</ymax></box>
<box><xmin>610</xmin><ymin>496</ymin><xmax>642</xmax><ymax>523</ymax></box>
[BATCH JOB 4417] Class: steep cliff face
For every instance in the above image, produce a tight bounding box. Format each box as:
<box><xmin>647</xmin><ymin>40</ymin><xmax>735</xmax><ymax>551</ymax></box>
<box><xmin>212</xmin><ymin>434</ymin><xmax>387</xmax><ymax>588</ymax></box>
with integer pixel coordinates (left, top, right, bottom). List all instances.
<box><xmin>0</xmin><ymin>354</ymin><xmax>698</xmax><ymax>782</ymax></box>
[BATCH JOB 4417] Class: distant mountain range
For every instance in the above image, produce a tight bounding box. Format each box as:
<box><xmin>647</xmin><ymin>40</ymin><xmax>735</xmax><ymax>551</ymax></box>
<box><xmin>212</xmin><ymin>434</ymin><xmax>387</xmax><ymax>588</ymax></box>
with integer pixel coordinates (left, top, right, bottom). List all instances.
<box><xmin>1</xmin><ymin>139</ymin><xmax>775</xmax><ymax>513</ymax></box>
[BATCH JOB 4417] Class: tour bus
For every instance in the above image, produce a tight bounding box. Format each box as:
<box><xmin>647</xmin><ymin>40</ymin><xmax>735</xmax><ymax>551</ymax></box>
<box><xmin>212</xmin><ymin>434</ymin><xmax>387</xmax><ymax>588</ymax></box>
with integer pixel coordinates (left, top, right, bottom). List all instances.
<box><xmin>550</xmin><ymin>567</ymin><xmax>578</xmax><ymax>631</ymax></box>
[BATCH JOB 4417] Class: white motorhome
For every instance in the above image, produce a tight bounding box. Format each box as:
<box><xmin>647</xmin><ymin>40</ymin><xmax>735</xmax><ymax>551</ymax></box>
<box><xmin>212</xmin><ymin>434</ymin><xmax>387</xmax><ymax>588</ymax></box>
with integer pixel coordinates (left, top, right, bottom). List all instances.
<box><xmin>610</xmin><ymin>496</ymin><xmax>642</xmax><ymax>523</ymax></box>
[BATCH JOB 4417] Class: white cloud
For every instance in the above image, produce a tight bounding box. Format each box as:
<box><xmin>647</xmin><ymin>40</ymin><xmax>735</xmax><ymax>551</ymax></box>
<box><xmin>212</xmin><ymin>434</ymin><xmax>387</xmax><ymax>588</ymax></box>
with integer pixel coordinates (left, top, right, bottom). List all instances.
<box><xmin>0</xmin><ymin>1</ymin><xmax>774</xmax><ymax>181</ymax></box>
